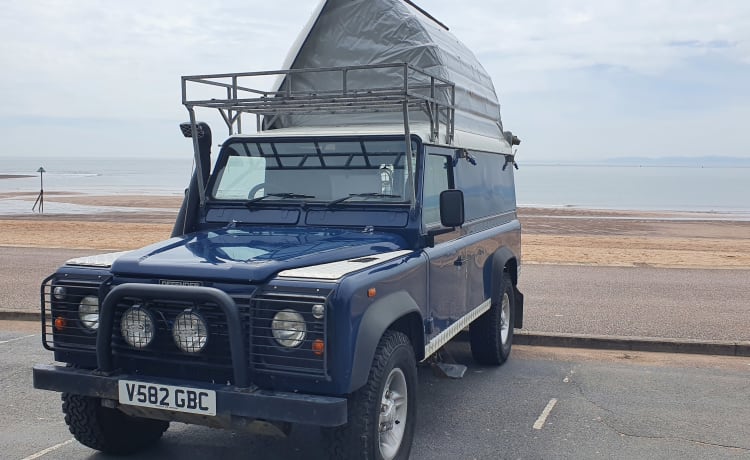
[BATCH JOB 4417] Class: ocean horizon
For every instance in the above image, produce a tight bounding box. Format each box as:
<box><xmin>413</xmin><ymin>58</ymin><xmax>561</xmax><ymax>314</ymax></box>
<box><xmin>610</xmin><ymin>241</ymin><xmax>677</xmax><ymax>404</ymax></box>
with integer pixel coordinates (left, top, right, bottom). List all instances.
<box><xmin>2</xmin><ymin>156</ymin><xmax>749</xmax><ymax>216</ymax></box>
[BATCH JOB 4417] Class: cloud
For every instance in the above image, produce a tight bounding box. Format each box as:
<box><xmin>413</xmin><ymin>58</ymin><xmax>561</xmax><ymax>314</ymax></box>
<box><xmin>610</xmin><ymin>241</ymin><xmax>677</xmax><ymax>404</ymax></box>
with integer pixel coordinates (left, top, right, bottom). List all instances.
<box><xmin>1</xmin><ymin>0</ymin><xmax>749</xmax><ymax>160</ymax></box>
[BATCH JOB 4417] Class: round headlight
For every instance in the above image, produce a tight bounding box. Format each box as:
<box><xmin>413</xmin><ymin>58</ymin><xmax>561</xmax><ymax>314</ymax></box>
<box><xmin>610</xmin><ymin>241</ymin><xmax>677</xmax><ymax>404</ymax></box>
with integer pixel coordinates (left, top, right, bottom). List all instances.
<box><xmin>271</xmin><ymin>309</ymin><xmax>306</xmax><ymax>348</ymax></box>
<box><xmin>173</xmin><ymin>310</ymin><xmax>208</xmax><ymax>353</ymax></box>
<box><xmin>311</xmin><ymin>303</ymin><xmax>325</xmax><ymax>320</ymax></box>
<box><xmin>53</xmin><ymin>286</ymin><xmax>67</xmax><ymax>300</ymax></box>
<box><xmin>120</xmin><ymin>306</ymin><xmax>155</xmax><ymax>349</ymax></box>
<box><xmin>78</xmin><ymin>296</ymin><xmax>99</xmax><ymax>330</ymax></box>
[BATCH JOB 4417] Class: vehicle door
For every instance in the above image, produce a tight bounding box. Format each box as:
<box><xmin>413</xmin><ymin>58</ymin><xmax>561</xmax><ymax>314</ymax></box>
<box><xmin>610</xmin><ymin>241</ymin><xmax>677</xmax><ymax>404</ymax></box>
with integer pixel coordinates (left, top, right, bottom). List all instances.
<box><xmin>422</xmin><ymin>149</ymin><xmax>468</xmax><ymax>337</ymax></box>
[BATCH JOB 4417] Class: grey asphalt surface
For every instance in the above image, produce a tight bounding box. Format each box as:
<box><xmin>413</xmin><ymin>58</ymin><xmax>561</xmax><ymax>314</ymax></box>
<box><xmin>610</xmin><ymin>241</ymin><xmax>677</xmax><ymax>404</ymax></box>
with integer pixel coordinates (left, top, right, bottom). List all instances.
<box><xmin>4</xmin><ymin>323</ymin><xmax>749</xmax><ymax>460</ymax></box>
<box><xmin>3</xmin><ymin>247</ymin><xmax>748</xmax><ymax>343</ymax></box>
<box><xmin>518</xmin><ymin>264</ymin><xmax>750</xmax><ymax>342</ymax></box>
<box><xmin>0</xmin><ymin>247</ymin><xmax>92</xmax><ymax>312</ymax></box>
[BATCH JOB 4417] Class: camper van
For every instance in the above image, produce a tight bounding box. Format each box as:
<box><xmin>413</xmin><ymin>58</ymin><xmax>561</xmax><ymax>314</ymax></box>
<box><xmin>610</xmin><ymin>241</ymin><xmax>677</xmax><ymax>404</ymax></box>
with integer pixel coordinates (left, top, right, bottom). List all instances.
<box><xmin>33</xmin><ymin>1</ymin><xmax>523</xmax><ymax>458</ymax></box>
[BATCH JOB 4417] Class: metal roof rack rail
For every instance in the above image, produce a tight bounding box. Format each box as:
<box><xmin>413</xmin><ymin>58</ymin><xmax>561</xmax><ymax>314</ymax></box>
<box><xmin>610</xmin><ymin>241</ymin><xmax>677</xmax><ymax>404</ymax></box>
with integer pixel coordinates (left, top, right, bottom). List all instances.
<box><xmin>181</xmin><ymin>63</ymin><xmax>456</xmax><ymax>145</ymax></box>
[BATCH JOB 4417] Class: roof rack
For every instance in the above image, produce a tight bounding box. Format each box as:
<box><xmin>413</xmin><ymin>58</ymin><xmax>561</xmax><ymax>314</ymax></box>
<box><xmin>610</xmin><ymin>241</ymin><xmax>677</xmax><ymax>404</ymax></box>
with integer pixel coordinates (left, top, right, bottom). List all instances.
<box><xmin>181</xmin><ymin>63</ymin><xmax>455</xmax><ymax>144</ymax></box>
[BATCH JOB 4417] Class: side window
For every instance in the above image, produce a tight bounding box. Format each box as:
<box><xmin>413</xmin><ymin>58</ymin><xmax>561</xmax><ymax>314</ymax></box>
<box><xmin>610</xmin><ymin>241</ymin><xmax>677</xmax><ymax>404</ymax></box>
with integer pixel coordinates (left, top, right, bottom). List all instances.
<box><xmin>454</xmin><ymin>151</ymin><xmax>515</xmax><ymax>221</ymax></box>
<box><xmin>422</xmin><ymin>154</ymin><xmax>451</xmax><ymax>226</ymax></box>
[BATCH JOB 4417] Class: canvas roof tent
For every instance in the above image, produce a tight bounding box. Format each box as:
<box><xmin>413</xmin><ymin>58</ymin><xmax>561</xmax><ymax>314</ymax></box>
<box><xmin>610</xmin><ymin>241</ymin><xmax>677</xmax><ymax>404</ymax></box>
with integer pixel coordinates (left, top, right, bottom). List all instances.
<box><xmin>267</xmin><ymin>0</ymin><xmax>507</xmax><ymax>145</ymax></box>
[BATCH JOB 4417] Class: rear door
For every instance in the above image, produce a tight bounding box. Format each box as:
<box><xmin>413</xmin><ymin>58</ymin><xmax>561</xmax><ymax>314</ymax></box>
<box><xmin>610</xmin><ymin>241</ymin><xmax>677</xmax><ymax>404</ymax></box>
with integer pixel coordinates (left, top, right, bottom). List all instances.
<box><xmin>454</xmin><ymin>150</ymin><xmax>519</xmax><ymax>311</ymax></box>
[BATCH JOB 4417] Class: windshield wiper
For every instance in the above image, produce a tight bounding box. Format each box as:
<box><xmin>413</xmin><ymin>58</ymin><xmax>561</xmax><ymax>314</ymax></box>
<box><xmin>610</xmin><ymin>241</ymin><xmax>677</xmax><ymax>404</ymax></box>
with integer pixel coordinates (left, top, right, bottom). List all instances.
<box><xmin>246</xmin><ymin>193</ymin><xmax>316</xmax><ymax>205</ymax></box>
<box><xmin>327</xmin><ymin>193</ymin><xmax>403</xmax><ymax>206</ymax></box>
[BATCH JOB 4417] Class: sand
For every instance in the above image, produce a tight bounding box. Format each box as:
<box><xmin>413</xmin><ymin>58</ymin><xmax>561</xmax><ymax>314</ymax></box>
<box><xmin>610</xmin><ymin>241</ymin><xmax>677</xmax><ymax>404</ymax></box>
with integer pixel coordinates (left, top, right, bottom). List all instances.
<box><xmin>1</xmin><ymin>194</ymin><xmax>750</xmax><ymax>269</ymax></box>
<box><xmin>520</xmin><ymin>208</ymin><xmax>750</xmax><ymax>269</ymax></box>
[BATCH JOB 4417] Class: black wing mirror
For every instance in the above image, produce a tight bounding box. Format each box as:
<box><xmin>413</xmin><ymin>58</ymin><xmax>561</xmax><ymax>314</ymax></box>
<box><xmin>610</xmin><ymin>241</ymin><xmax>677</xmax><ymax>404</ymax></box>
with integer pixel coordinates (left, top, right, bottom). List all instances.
<box><xmin>440</xmin><ymin>189</ymin><xmax>465</xmax><ymax>228</ymax></box>
<box><xmin>425</xmin><ymin>189</ymin><xmax>465</xmax><ymax>247</ymax></box>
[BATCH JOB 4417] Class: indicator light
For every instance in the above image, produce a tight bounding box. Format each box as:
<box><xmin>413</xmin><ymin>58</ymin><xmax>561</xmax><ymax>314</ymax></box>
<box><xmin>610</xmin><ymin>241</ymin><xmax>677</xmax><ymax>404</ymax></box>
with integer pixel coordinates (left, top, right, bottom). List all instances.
<box><xmin>312</xmin><ymin>339</ymin><xmax>325</xmax><ymax>356</ymax></box>
<box><xmin>54</xmin><ymin>316</ymin><xmax>66</xmax><ymax>331</ymax></box>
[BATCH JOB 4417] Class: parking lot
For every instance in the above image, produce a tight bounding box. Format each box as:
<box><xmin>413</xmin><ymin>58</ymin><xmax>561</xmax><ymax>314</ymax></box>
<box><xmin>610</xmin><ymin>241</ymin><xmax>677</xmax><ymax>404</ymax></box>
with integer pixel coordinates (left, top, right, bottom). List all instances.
<box><xmin>3</xmin><ymin>320</ymin><xmax>748</xmax><ymax>460</ymax></box>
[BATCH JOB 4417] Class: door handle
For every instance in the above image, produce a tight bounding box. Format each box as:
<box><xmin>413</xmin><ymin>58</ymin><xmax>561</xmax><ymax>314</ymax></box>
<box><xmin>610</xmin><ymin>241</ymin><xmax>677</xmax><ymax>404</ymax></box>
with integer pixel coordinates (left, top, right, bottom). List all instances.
<box><xmin>453</xmin><ymin>257</ymin><xmax>465</xmax><ymax>267</ymax></box>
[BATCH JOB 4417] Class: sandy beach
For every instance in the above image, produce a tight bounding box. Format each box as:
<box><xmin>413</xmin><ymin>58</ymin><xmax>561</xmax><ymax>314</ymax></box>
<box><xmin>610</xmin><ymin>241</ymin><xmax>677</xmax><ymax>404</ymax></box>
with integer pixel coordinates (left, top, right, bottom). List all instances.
<box><xmin>1</xmin><ymin>191</ymin><xmax>750</xmax><ymax>269</ymax></box>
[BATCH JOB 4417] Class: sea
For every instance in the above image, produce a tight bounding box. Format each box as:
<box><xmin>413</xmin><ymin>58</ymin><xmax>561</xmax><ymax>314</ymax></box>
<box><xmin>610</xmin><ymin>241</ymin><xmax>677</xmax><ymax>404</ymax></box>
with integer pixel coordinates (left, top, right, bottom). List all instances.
<box><xmin>1</xmin><ymin>156</ymin><xmax>749</xmax><ymax>217</ymax></box>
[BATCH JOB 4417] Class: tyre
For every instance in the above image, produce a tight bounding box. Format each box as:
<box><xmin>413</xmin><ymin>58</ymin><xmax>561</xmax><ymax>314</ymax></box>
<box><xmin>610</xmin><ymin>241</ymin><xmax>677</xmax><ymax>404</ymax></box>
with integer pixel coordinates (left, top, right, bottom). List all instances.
<box><xmin>470</xmin><ymin>272</ymin><xmax>515</xmax><ymax>365</ymax></box>
<box><xmin>62</xmin><ymin>393</ymin><xmax>169</xmax><ymax>455</ymax></box>
<box><xmin>324</xmin><ymin>331</ymin><xmax>417</xmax><ymax>460</ymax></box>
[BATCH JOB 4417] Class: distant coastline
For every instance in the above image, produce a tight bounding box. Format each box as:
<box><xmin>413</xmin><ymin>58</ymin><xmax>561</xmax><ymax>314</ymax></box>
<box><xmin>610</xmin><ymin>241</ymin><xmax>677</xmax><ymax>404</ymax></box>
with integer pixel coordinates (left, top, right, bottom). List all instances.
<box><xmin>525</xmin><ymin>155</ymin><xmax>750</xmax><ymax>168</ymax></box>
<box><xmin>0</xmin><ymin>175</ymin><xmax>34</xmax><ymax>180</ymax></box>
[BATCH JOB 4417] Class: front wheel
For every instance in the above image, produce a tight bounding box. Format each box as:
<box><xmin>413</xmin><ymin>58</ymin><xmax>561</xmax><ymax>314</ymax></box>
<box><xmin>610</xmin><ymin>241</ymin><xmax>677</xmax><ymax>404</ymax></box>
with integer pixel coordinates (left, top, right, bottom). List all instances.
<box><xmin>470</xmin><ymin>272</ymin><xmax>515</xmax><ymax>365</ymax></box>
<box><xmin>62</xmin><ymin>393</ymin><xmax>169</xmax><ymax>455</ymax></box>
<box><xmin>324</xmin><ymin>331</ymin><xmax>417</xmax><ymax>460</ymax></box>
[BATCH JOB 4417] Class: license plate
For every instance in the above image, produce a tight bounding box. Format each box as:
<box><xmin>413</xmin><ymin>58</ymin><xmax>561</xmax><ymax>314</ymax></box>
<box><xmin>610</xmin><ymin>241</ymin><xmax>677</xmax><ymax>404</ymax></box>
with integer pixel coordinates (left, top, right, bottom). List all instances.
<box><xmin>118</xmin><ymin>380</ymin><xmax>216</xmax><ymax>416</ymax></box>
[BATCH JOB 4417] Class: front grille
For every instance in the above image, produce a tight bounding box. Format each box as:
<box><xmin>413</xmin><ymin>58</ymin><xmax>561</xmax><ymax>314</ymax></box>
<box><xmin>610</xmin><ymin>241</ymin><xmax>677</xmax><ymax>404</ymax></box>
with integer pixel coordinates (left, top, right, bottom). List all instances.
<box><xmin>43</xmin><ymin>277</ymin><xmax>331</xmax><ymax>384</ymax></box>
<box><xmin>41</xmin><ymin>276</ymin><xmax>107</xmax><ymax>352</ymax></box>
<box><xmin>110</xmin><ymin>295</ymin><xmax>251</xmax><ymax>385</ymax></box>
<box><xmin>251</xmin><ymin>290</ymin><xmax>330</xmax><ymax>378</ymax></box>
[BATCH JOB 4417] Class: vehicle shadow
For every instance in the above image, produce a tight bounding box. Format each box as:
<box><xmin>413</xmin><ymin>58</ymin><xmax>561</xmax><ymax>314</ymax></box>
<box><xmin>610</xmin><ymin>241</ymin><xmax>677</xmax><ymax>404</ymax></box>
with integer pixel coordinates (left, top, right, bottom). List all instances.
<box><xmin>86</xmin><ymin>339</ymin><xmax>510</xmax><ymax>460</ymax></box>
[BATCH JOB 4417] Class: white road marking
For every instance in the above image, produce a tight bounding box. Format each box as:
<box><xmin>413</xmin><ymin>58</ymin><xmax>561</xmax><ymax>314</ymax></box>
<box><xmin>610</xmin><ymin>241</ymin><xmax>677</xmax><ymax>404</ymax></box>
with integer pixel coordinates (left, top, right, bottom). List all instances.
<box><xmin>533</xmin><ymin>398</ymin><xmax>558</xmax><ymax>430</ymax></box>
<box><xmin>0</xmin><ymin>334</ymin><xmax>35</xmax><ymax>345</ymax></box>
<box><xmin>20</xmin><ymin>439</ymin><xmax>74</xmax><ymax>460</ymax></box>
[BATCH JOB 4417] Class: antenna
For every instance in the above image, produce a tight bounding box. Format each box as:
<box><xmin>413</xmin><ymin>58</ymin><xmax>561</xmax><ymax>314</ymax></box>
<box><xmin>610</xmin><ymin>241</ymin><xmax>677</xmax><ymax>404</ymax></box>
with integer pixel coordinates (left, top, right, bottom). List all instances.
<box><xmin>402</xmin><ymin>0</ymin><xmax>450</xmax><ymax>31</ymax></box>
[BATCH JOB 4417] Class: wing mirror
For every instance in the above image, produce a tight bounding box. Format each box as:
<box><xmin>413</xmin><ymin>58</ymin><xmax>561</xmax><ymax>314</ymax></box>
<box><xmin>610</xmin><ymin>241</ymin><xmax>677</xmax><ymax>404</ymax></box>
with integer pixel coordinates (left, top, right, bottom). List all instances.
<box><xmin>440</xmin><ymin>189</ymin><xmax>465</xmax><ymax>228</ymax></box>
<box><xmin>426</xmin><ymin>189</ymin><xmax>465</xmax><ymax>246</ymax></box>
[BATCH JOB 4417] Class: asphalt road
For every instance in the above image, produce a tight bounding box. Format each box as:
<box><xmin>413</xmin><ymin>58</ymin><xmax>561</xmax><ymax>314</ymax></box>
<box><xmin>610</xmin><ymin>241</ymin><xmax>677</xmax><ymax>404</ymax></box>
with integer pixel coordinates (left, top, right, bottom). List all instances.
<box><xmin>4</xmin><ymin>322</ymin><xmax>748</xmax><ymax>460</ymax></box>
<box><xmin>0</xmin><ymin>247</ymin><xmax>92</xmax><ymax>312</ymax></box>
<box><xmin>518</xmin><ymin>264</ymin><xmax>750</xmax><ymax>342</ymax></box>
<box><xmin>2</xmin><ymin>247</ymin><xmax>749</xmax><ymax>342</ymax></box>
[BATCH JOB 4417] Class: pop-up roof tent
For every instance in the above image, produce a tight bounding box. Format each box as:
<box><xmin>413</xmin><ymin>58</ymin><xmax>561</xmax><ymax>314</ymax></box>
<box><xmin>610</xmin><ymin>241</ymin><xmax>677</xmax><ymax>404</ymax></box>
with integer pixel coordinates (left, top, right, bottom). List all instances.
<box><xmin>267</xmin><ymin>0</ymin><xmax>506</xmax><ymax>144</ymax></box>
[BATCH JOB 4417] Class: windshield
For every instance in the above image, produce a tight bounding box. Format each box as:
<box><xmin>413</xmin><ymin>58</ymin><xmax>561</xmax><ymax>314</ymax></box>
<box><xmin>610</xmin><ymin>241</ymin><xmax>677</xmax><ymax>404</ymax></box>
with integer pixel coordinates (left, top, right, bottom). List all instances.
<box><xmin>211</xmin><ymin>138</ymin><xmax>415</xmax><ymax>204</ymax></box>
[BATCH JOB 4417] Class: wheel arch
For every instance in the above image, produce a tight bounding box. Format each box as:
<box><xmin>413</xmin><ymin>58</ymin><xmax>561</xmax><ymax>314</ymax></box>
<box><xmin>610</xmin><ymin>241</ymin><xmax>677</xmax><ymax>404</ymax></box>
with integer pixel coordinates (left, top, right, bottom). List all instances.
<box><xmin>485</xmin><ymin>247</ymin><xmax>523</xmax><ymax>328</ymax></box>
<box><xmin>349</xmin><ymin>291</ymin><xmax>423</xmax><ymax>393</ymax></box>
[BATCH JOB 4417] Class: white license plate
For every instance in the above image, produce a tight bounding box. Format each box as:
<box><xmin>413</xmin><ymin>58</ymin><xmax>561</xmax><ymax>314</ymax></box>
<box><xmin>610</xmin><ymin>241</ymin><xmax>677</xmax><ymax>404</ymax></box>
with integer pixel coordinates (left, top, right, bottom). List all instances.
<box><xmin>118</xmin><ymin>380</ymin><xmax>216</xmax><ymax>416</ymax></box>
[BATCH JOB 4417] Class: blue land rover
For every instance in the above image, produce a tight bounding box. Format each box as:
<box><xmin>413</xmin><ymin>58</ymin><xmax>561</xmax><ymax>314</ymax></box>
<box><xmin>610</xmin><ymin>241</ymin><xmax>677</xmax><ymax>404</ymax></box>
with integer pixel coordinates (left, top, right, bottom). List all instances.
<box><xmin>33</xmin><ymin>4</ymin><xmax>523</xmax><ymax>459</ymax></box>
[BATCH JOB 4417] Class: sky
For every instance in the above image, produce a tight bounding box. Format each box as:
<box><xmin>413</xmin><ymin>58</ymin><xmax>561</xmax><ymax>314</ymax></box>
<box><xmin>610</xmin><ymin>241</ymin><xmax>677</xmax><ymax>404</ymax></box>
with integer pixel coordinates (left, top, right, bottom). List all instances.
<box><xmin>1</xmin><ymin>0</ymin><xmax>749</xmax><ymax>162</ymax></box>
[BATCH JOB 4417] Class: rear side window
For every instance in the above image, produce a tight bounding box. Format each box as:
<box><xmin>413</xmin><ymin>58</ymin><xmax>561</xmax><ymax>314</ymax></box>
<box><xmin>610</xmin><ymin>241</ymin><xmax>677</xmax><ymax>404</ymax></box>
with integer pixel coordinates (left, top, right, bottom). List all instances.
<box><xmin>454</xmin><ymin>151</ymin><xmax>516</xmax><ymax>221</ymax></box>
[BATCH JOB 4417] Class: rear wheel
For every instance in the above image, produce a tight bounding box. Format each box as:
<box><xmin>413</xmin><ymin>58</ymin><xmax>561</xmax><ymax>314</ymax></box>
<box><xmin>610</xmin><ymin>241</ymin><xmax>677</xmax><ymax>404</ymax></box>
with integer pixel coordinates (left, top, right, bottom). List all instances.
<box><xmin>324</xmin><ymin>331</ymin><xmax>417</xmax><ymax>460</ymax></box>
<box><xmin>62</xmin><ymin>393</ymin><xmax>169</xmax><ymax>455</ymax></box>
<box><xmin>470</xmin><ymin>272</ymin><xmax>515</xmax><ymax>365</ymax></box>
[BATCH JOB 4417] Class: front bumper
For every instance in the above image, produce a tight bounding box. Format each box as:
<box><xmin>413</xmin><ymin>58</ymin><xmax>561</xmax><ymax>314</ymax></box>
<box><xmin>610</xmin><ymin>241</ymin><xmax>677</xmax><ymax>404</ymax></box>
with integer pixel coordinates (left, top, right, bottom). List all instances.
<box><xmin>33</xmin><ymin>364</ymin><xmax>347</xmax><ymax>427</ymax></box>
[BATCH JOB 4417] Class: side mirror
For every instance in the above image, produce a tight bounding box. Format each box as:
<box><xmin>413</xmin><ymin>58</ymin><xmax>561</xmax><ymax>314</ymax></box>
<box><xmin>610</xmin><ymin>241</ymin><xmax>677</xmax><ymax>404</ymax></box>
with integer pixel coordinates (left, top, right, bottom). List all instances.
<box><xmin>440</xmin><ymin>189</ymin><xmax>464</xmax><ymax>228</ymax></box>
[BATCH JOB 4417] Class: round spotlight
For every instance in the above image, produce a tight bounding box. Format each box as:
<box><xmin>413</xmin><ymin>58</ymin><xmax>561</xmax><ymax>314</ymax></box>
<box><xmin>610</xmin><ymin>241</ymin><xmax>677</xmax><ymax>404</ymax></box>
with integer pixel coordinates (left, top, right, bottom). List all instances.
<box><xmin>271</xmin><ymin>309</ymin><xmax>306</xmax><ymax>348</ymax></box>
<box><xmin>120</xmin><ymin>305</ymin><xmax>155</xmax><ymax>349</ymax></box>
<box><xmin>78</xmin><ymin>296</ymin><xmax>100</xmax><ymax>330</ymax></box>
<box><xmin>53</xmin><ymin>286</ymin><xmax>67</xmax><ymax>300</ymax></box>
<box><xmin>311</xmin><ymin>303</ymin><xmax>325</xmax><ymax>320</ymax></box>
<box><xmin>173</xmin><ymin>310</ymin><xmax>208</xmax><ymax>353</ymax></box>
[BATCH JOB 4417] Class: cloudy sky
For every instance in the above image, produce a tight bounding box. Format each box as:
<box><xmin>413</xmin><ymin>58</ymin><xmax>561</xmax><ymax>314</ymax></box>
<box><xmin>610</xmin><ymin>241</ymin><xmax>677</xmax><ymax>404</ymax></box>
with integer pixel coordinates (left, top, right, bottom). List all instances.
<box><xmin>1</xmin><ymin>0</ymin><xmax>749</xmax><ymax>161</ymax></box>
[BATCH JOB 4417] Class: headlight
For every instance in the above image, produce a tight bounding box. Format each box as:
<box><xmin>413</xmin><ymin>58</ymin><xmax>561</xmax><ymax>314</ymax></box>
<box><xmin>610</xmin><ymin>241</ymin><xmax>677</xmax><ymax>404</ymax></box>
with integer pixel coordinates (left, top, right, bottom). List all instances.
<box><xmin>120</xmin><ymin>305</ymin><xmax>155</xmax><ymax>349</ymax></box>
<box><xmin>311</xmin><ymin>303</ymin><xmax>325</xmax><ymax>320</ymax></box>
<box><xmin>53</xmin><ymin>286</ymin><xmax>67</xmax><ymax>300</ymax></box>
<box><xmin>78</xmin><ymin>296</ymin><xmax>99</xmax><ymax>330</ymax></box>
<box><xmin>173</xmin><ymin>310</ymin><xmax>208</xmax><ymax>353</ymax></box>
<box><xmin>271</xmin><ymin>309</ymin><xmax>306</xmax><ymax>348</ymax></box>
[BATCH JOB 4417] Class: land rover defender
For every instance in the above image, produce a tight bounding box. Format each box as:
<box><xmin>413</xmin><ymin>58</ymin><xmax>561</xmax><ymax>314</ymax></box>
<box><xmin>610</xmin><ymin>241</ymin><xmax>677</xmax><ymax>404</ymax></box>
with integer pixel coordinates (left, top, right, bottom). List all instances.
<box><xmin>33</xmin><ymin>2</ymin><xmax>523</xmax><ymax>458</ymax></box>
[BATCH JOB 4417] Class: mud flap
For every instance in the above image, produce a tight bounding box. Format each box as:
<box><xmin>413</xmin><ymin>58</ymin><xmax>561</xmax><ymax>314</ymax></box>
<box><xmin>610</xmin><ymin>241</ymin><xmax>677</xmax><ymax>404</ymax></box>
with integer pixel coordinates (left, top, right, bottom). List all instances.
<box><xmin>514</xmin><ymin>286</ymin><xmax>524</xmax><ymax>329</ymax></box>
